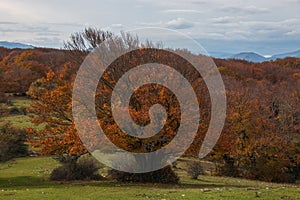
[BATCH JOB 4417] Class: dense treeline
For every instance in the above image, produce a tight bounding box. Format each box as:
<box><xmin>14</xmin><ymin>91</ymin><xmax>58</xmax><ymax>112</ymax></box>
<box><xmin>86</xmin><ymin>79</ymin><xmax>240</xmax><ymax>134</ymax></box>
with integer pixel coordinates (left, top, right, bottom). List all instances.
<box><xmin>213</xmin><ymin>58</ymin><xmax>300</xmax><ymax>182</ymax></box>
<box><xmin>0</xmin><ymin>48</ymin><xmax>69</xmax><ymax>95</ymax></box>
<box><xmin>0</xmin><ymin>29</ymin><xmax>299</xmax><ymax>183</ymax></box>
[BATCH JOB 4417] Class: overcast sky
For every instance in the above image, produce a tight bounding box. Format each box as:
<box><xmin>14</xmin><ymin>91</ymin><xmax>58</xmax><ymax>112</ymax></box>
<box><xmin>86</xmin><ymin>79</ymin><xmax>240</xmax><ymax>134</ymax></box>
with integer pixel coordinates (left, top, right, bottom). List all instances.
<box><xmin>0</xmin><ymin>0</ymin><xmax>299</xmax><ymax>55</ymax></box>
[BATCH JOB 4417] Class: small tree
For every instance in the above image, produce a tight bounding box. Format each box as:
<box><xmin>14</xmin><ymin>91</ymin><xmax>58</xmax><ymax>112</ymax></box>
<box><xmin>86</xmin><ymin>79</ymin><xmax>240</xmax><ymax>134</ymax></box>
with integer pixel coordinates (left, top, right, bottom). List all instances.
<box><xmin>186</xmin><ymin>160</ymin><xmax>204</xmax><ymax>179</ymax></box>
<box><xmin>0</xmin><ymin>123</ymin><xmax>28</xmax><ymax>162</ymax></box>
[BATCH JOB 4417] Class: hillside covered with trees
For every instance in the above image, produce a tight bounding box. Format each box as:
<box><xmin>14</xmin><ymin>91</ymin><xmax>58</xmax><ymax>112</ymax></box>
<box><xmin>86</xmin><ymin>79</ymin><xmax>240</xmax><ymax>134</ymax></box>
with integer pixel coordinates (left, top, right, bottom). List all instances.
<box><xmin>0</xmin><ymin>28</ymin><xmax>299</xmax><ymax>184</ymax></box>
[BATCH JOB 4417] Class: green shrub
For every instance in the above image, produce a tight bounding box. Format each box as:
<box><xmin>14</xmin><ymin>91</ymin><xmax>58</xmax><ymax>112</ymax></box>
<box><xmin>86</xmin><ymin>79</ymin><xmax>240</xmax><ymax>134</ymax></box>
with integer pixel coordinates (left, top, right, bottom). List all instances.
<box><xmin>0</xmin><ymin>92</ymin><xmax>7</xmax><ymax>104</ymax></box>
<box><xmin>9</xmin><ymin>107</ymin><xmax>22</xmax><ymax>115</ymax></box>
<box><xmin>186</xmin><ymin>160</ymin><xmax>204</xmax><ymax>179</ymax></box>
<box><xmin>50</xmin><ymin>154</ymin><xmax>105</xmax><ymax>181</ymax></box>
<box><xmin>0</xmin><ymin>105</ymin><xmax>6</xmax><ymax>117</ymax></box>
<box><xmin>0</xmin><ymin>123</ymin><xmax>28</xmax><ymax>162</ymax></box>
<box><xmin>242</xmin><ymin>157</ymin><xmax>297</xmax><ymax>183</ymax></box>
<box><xmin>215</xmin><ymin>154</ymin><xmax>298</xmax><ymax>183</ymax></box>
<box><xmin>216</xmin><ymin>155</ymin><xmax>240</xmax><ymax>178</ymax></box>
<box><xmin>108</xmin><ymin>165</ymin><xmax>179</xmax><ymax>183</ymax></box>
<box><xmin>6</xmin><ymin>100</ymin><xmax>13</xmax><ymax>106</ymax></box>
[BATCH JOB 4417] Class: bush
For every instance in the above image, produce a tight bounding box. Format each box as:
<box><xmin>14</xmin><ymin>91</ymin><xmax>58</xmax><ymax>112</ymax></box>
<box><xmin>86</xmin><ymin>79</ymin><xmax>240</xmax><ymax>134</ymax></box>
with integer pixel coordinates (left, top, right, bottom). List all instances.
<box><xmin>9</xmin><ymin>107</ymin><xmax>22</xmax><ymax>115</ymax></box>
<box><xmin>242</xmin><ymin>157</ymin><xmax>297</xmax><ymax>183</ymax></box>
<box><xmin>108</xmin><ymin>165</ymin><xmax>179</xmax><ymax>183</ymax></box>
<box><xmin>50</xmin><ymin>154</ymin><xmax>105</xmax><ymax>181</ymax></box>
<box><xmin>216</xmin><ymin>155</ymin><xmax>240</xmax><ymax>177</ymax></box>
<box><xmin>6</xmin><ymin>100</ymin><xmax>13</xmax><ymax>106</ymax></box>
<box><xmin>0</xmin><ymin>105</ymin><xmax>6</xmax><ymax>117</ymax></box>
<box><xmin>0</xmin><ymin>92</ymin><xmax>7</xmax><ymax>104</ymax></box>
<box><xmin>0</xmin><ymin>123</ymin><xmax>28</xmax><ymax>162</ymax></box>
<box><xmin>186</xmin><ymin>160</ymin><xmax>204</xmax><ymax>179</ymax></box>
<box><xmin>7</xmin><ymin>107</ymin><xmax>27</xmax><ymax>115</ymax></box>
<box><xmin>215</xmin><ymin>154</ymin><xmax>298</xmax><ymax>183</ymax></box>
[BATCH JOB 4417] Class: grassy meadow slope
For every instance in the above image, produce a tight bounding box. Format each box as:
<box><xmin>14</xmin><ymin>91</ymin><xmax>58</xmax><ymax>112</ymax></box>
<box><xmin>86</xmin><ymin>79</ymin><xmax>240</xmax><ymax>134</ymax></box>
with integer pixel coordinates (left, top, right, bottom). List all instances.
<box><xmin>0</xmin><ymin>156</ymin><xmax>299</xmax><ymax>200</ymax></box>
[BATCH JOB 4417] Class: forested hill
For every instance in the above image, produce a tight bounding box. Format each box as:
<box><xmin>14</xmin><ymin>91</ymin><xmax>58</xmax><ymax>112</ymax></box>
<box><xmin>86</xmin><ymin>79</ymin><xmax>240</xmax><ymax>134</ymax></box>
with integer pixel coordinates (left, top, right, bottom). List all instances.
<box><xmin>0</xmin><ymin>46</ymin><xmax>299</xmax><ymax>99</ymax></box>
<box><xmin>0</xmin><ymin>46</ymin><xmax>299</xmax><ymax>183</ymax></box>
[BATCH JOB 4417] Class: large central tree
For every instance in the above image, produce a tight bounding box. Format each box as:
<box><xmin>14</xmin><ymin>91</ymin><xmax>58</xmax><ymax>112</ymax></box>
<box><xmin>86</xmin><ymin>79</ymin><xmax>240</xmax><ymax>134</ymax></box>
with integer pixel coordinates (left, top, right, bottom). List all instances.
<box><xmin>27</xmin><ymin>28</ymin><xmax>208</xmax><ymax>157</ymax></box>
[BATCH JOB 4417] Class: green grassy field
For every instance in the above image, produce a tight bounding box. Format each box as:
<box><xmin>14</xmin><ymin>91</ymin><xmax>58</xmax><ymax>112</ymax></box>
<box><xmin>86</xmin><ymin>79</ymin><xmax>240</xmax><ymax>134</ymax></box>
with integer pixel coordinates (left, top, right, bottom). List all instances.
<box><xmin>6</xmin><ymin>97</ymin><xmax>32</xmax><ymax>109</ymax></box>
<box><xmin>0</xmin><ymin>157</ymin><xmax>299</xmax><ymax>200</ymax></box>
<box><xmin>0</xmin><ymin>97</ymin><xmax>44</xmax><ymax>130</ymax></box>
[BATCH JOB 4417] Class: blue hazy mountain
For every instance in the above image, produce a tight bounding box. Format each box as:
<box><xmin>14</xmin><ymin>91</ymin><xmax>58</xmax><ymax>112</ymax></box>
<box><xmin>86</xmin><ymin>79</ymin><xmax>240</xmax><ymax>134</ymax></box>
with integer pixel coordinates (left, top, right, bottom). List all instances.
<box><xmin>0</xmin><ymin>41</ymin><xmax>35</xmax><ymax>49</ymax></box>
<box><xmin>208</xmin><ymin>52</ymin><xmax>234</xmax><ymax>59</ymax></box>
<box><xmin>210</xmin><ymin>50</ymin><xmax>300</xmax><ymax>62</ymax></box>
<box><xmin>231</xmin><ymin>52</ymin><xmax>267</xmax><ymax>62</ymax></box>
<box><xmin>270</xmin><ymin>50</ymin><xmax>300</xmax><ymax>60</ymax></box>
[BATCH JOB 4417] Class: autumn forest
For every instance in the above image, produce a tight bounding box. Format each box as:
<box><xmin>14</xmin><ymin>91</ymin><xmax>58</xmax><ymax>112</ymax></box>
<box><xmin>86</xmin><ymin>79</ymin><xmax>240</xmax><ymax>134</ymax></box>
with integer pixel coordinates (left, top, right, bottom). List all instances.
<box><xmin>0</xmin><ymin>28</ymin><xmax>300</xmax><ymax>187</ymax></box>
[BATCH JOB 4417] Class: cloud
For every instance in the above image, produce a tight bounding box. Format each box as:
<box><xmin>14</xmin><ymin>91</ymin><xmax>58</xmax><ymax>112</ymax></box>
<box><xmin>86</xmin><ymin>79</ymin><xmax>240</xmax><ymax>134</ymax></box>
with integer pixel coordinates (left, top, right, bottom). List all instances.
<box><xmin>20</xmin><ymin>37</ymin><xmax>62</xmax><ymax>48</ymax></box>
<box><xmin>162</xmin><ymin>9</ymin><xmax>202</xmax><ymax>14</ymax></box>
<box><xmin>110</xmin><ymin>24</ymin><xmax>124</xmax><ymax>28</ymax></box>
<box><xmin>103</xmin><ymin>23</ymin><xmax>125</xmax><ymax>32</ymax></box>
<box><xmin>139</xmin><ymin>21</ymin><xmax>163</xmax><ymax>26</ymax></box>
<box><xmin>211</xmin><ymin>16</ymin><xmax>235</xmax><ymax>24</ymax></box>
<box><xmin>206</xmin><ymin>18</ymin><xmax>300</xmax><ymax>41</ymax></box>
<box><xmin>165</xmin><ymin>18</ymin><xmax>194</xmax><ymax>29</ymax></box>
<box><xmin>191</xmin><ymin>1</ymin><xmax>208</xmax><ymax>5</ymax></box>
<box><xmin>285</xmin><ymin>30</ymin><xmax>300</xmax><ymax>36</ymax></box>
<box><xmin>0</xmin><ymin>21</ymin><xmax>84</xmax><ymax>48</ymax></box>
<box><xmin>0</xmin><ymin>23</ymin><xmax>58</xmax><ymax>34</ymax></box>
<box><xmin>47</xmin><ymin>22</ymin><xmax>83</xmax><ymax>27</ymax></box>
<box><xmin>0</xmin><ymin>0</ymin><xmax>298</xmax><ymax>54</ymax></box>
<box><xmin>0</xmin><ymin>21</ymin><xmax>18</xmax><ymax>25</ymax></box>
<box><xmin>221</xmin><ymin>5</ymin><xmax>270</xmax><ymax>14</ymax></box>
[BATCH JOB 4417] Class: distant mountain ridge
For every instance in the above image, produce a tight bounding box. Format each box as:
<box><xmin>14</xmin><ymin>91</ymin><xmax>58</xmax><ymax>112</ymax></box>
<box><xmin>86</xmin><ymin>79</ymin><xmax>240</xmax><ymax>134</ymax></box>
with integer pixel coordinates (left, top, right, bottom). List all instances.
<box><xmin>0</xmin><ymin>41</ymin><xmax>35</xmax><ymax>49</ymax></box>
<box><xmin>270</xmin><ymin>50</ymin><xmax>300</xmax><ymax>60</ymax></box>
<box><xmin>232</xmin><ymin>52</ymin><xmax>266</xmax><ymax>63</ymax></box>
<box><xmin>210</xmin><ymin>50</ymin><xmax>300</xmax><ymax>62</ymax></box>
<box><xmin>0</xmin><ymin>41</ymin><xmax>299</xmax><ymax>63</ymax></box>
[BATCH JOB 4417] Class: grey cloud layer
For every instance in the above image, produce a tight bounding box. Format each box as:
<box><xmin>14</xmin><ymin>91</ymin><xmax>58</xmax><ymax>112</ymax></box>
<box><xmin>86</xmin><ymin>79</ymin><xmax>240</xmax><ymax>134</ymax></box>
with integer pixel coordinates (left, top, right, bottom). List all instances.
<box><xmin>0</xmin><ymin>0</ymin><xmax>299</xmax><ymax>53</ymax></box>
